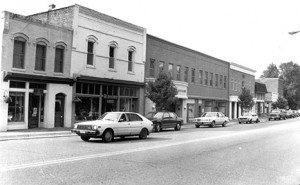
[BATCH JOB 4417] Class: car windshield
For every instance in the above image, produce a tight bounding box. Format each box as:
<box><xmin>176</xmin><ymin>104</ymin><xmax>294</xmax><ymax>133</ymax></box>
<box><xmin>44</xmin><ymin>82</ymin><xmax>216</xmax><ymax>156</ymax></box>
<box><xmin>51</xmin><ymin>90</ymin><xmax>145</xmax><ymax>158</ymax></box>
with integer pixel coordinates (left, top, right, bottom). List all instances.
<box><xmin>201</xmin><ymin>112</ymin><xmax>216</xmax><ymax>117</ymax></box>
<box><xmin>98</xmin><ymin>112</ymin><xmax>121</xmax><ymax>121</ymax></box>
<box><xmin>145</xmin><ymin>112</ymin><xmax>156</xmax><ymax>118</ymax></box>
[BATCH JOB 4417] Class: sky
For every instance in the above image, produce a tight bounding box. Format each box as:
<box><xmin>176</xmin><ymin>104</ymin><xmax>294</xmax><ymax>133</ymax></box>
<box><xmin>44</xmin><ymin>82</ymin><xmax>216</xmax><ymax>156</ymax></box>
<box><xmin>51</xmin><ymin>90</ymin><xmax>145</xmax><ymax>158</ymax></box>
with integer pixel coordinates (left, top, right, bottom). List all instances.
<box><xmin>1</xmin><ymin>0</ymin><xmax>300</xmax><ymax>78</ymax></box>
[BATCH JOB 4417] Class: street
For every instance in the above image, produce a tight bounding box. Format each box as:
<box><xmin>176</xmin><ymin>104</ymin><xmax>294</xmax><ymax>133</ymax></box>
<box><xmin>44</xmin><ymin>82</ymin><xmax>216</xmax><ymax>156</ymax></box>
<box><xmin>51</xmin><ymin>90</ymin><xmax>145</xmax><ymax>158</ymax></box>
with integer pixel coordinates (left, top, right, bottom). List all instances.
<box><xmin>1</xmin><ymin>118</ymin><xmax>300</xmax><ymax>185</ymax></box>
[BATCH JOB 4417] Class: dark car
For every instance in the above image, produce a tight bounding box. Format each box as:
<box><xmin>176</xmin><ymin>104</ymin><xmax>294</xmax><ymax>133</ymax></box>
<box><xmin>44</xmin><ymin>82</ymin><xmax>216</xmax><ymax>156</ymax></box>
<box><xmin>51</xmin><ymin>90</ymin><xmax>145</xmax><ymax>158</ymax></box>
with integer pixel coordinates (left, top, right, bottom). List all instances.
<box><xmin>268</xmin><ymin>109</ymin><xmax>287</xmax><ymax>121</ymax></box>
<box><xmin>146</xmin><ymin>112</ymin><xmax>183</xmax><ymax>132</ymax></box>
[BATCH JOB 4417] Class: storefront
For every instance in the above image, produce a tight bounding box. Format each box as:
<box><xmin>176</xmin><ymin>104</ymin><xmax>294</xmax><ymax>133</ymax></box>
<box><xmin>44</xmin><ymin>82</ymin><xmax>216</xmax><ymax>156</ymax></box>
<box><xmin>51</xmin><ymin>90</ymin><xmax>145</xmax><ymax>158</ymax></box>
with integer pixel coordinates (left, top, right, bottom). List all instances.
<box><xmin>2</xmin><ymin>73</ymin><xmax>73</xmax><ymax>131</ymax></box>
<box><xmin>73</xmin><ymin>77</ymin><xmax>144</xmax><ymax>123</ymax></box>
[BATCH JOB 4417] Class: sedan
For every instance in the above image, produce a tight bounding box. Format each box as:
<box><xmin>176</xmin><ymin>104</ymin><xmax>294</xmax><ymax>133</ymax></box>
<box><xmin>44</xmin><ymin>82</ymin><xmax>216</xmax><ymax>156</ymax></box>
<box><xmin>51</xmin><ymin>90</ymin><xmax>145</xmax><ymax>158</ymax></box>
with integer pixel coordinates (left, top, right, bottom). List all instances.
<box><xmin>193</xmin><ymin>112</ymin><xmax>229</xmax><ymax>128</ymax></box>
<box><xmin>146</xmin><ymin>112</ymin><xmax>183</xmax><ymax>132</ymax></box>
<box><xmin>71</xmin><ymin>112</ymin><xmax>153</xmax><ymax>142</ymax></box>
<box><xmin>238</xmin><ymin>112</ymin><xmax>259</xmax><ymax>124</ymax></box>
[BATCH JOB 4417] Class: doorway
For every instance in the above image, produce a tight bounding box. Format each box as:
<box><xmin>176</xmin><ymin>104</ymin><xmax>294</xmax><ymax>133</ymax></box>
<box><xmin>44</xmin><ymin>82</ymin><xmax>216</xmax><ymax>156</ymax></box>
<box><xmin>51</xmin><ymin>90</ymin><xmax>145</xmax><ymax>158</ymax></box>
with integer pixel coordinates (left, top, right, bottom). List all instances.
<box><xmin>28</xmin><ymin>94</ymin><xmax>44</xmax><ymax>129</ymax></box>
<box><xmin>55</xmin><ymin>93</ymin><xmax>65</xmax><ymax>127</ymax></box>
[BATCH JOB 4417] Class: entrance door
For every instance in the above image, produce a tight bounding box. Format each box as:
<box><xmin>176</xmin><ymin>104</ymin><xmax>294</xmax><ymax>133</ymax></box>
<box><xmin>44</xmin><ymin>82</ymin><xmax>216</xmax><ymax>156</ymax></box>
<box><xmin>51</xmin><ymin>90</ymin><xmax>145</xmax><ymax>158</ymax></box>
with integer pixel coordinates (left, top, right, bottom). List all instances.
<box><xmin>55</xmin><ymin>94</ymin><xmax>65</xmax><ymax>127</ymax></box>
<box><xmin>29</xmin><ymin>94</ymin><xmax>40</xmax><ymax>128</ymax></box>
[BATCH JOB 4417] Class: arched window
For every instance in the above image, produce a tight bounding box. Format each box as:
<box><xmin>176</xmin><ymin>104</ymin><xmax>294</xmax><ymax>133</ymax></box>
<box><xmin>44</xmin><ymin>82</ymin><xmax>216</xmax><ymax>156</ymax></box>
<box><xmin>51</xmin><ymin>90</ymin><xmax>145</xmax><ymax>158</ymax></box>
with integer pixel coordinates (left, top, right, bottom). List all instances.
<box><xmin>35</xmin><ymin>38</ymin><xmax>49</xmax><ymax>71</ymax></box>
<box><xmin>108</xmin><ymin>41</ymin><xmax>118</xmax><ymax>69</ymax></box>
<box><xmin>127</xmin><ymin>46</ymin><xmax>136</xmax><ymax>72</ymax></box>
<box><xmin>86</xmin><ymin>35</ymin><xmax>98</xmax><ymax>66</ymax></box>
<box><xmin>54</xmin><ymin>45</ymin><xmax>65</xmax><ymax>73</ymax></box>
<box><xmin>12</xmin><ymin>35</ymin><xmax>28</xmax><ymax>69</ymax></box>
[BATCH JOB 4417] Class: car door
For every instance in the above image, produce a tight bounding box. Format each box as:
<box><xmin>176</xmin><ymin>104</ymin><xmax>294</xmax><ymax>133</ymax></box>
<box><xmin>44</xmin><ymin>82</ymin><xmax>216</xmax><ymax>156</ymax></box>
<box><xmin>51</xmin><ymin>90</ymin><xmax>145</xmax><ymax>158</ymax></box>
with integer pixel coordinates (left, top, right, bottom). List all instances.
<box><xmin>215</xmin><ymin>113</ymin><xmax>223</xmax><ymax>125</ymax></box>
<box><xmin>169</xmin><ymin>112</ymin><xmax>177</xmax><ymax>127</ymax></box>
<box><xmin>116</xmin><ymin>113</ymin><xmax>131</xmax><ymax>136</ymax></box>
<box><xmin>162</xmin><ymin>112</ymin><xmax>170</xmax><ymax>128</ymax></box>
<box><xmin>126</xmin><ymin>113</ymin><xmax>143</xmax><ymax>135</ymax></box>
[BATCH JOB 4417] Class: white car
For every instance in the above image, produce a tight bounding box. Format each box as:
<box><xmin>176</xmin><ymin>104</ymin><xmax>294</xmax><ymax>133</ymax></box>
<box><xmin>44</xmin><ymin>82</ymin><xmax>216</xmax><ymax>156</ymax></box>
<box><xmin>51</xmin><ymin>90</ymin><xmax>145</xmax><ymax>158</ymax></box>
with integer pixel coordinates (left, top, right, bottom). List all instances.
<box><xmin>193</xmin><ymin>112</ymin><xmax>229</xmax><ymax>128</ymax></box>
<box><xmin>71</xmin><ymin>112</ymin><xmax>153</xmax><ymax>142</ymax></box>
<box><xmin>238</xmin><ymin>112</ymin><xmax>259</xmax><ymax>124</ymax></box>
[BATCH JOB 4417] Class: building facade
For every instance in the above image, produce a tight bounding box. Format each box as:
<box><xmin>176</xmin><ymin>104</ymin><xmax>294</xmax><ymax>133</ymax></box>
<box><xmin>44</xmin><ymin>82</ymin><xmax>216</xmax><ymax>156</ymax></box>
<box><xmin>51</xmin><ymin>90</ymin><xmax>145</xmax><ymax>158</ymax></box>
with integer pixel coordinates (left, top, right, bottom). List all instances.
<box><xmin>30</xmin><ymin>5</ymin><xmax>147</xmax><ymax>126</ymax></box>
<box><xmin>255</xmin><ymin>82</ymin><xmax>268</xmax><ymax>116</ymax></box>
<box><xmin>1</xmin><ymin>12</ymin><xmax>73</xmax><ymax>131</ymax></box>
<box><xmin>145</xmin><ymin>35</ymin><xmax>230</xmax><ymax>123</ymax></box>
<box><xmin>229</xmin><ymin>63</ymin><xmax>256</xmax><ymax>119</ymax></box>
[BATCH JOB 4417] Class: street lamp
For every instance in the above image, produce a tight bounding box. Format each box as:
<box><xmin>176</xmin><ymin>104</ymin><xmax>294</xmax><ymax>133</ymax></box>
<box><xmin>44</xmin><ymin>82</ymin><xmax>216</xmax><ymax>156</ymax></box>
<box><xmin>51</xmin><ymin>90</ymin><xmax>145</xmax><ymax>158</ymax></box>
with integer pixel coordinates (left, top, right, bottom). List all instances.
<box><xmin>289</xmin><ymin>30</ymin><xmax>300</xmax><ymax>35</ymax></box>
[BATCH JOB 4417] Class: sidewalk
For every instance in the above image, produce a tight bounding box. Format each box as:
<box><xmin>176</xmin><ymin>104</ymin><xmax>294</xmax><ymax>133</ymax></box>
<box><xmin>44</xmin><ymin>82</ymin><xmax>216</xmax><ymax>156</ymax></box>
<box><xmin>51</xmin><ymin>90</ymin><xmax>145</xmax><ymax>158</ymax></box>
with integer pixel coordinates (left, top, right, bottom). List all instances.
<box><xmin>0</xmin><ymin>117</ymin><xmax>268</xmax><ymax>141</ymax></box>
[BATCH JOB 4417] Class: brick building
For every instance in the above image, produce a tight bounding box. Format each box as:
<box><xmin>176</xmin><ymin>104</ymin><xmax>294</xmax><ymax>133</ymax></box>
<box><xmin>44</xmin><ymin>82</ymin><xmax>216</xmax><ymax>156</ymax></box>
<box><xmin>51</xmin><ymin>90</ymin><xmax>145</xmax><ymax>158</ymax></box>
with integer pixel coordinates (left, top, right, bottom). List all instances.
<box><xmin>0</xmin><ymin>11</ymin><xmax>73</xmax><ymax>131</ymax></box>
<box><xmin>229</xmin><ymin>63</ymin><xmax>256</xmax><ymax>119</ymax></box>
<box><xmin>255</xmin><ymin>82</ymin><xmax>268</xmax><ymax>116</ymax></box>
<box><xmin>145</xmin><ymin>35</ymin><xmax>230</xmax><ymax>123</ymax></box>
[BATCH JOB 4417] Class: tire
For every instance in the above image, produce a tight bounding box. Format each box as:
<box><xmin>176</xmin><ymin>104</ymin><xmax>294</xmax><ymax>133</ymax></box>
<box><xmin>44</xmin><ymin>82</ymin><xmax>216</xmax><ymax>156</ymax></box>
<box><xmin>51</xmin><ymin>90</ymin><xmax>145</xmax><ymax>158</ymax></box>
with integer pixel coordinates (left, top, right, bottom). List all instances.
<box><xmin>102</xmin><ymin>129</ymin><xmax>114</xmax><ymax>143</ymax></box>
<box><xmin>175</xmin><ymin>122</ymin><xmax>181</xmax><ymax>131</ymax></box>
<box><xmin>155</xmin><ymin>123</ymin><xmax>161</xmax><ymax>132</ymax></box>
<box><xmin>139</xmin><ymin>128</ymin><xmax>148</xmax><ymax>139</ymax></box>
<box><xmin>239</xmin><ymin>122</ymin><xmax>241</xmax><ymax>124</ymax></box>
<box><xmin>268</xmin><ymin>118</ymin><xmax>271</xmax><ymax>121</ymax></box>
<box><xmin>195</xmin><ymin>125</ymin><xmax>200</xmax><ymax>128</ymax></box>
<box><xmin>80</xmin><ymin>136</ymin><xmax>90</xmax><ymax>142</ymax></box>
<box><xmin>222</xmin><ymin>121</ymin><xmax>227</xmax><ymax>127</ymax></box>
<box><xmin>256</xmin><ymin>119</ymin><xmax>259</xmax><ymax>123</ymax></box>
<box><xmin>283</xmin><ymin>116</ymin><xmax>286</xmax><ymax>120</ymax></box>
<box><xmin>249</xmin><ymin>119</ymin><xmax>252</xmax><ymax>124</ymax></box>
<box><xmin>210</xmin><ymin>121</ymin><xmax>215</xmax><ymax>128</ymax></box>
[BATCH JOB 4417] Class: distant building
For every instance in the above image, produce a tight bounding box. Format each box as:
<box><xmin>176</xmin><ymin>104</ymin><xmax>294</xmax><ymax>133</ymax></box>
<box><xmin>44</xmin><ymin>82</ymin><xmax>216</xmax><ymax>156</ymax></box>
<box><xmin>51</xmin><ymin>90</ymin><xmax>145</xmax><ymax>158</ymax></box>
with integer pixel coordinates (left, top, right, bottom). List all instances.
<box><xmin>255</xmin><ymin>82</ymin><xmax>268</xmax><ymax>116</ymax></box>
<box><xmin>256</xmin><ymin>78</ymin><xmax>284</xmax><ymax>103</ymax></box>
<box><xmin>229</xmin><ymin>63</ymin><xmax>256</xmax><ymax>119</ymax></box>
<box><xmin>145</xmin><ymin>35</ymin><xmax>230</xmax><ymax>123</ymax></box>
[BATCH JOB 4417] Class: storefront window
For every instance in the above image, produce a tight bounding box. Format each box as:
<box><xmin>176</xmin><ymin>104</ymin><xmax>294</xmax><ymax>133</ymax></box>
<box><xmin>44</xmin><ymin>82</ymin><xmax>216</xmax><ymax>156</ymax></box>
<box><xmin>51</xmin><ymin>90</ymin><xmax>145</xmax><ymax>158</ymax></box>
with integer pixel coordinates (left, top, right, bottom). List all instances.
<box><xmin>8</xmin><ymin>92</ymin><xmax>25</xmax><ymax>122</ymax></box>
<box><xmin>75</xmin><ymin>97</ymin><xmax>99</xmax><ymax>121</ymax></box>
<box><xmin>204</xmin><ymin>101</ymin><xmax>212</xmax><ymax>112</ymax></box>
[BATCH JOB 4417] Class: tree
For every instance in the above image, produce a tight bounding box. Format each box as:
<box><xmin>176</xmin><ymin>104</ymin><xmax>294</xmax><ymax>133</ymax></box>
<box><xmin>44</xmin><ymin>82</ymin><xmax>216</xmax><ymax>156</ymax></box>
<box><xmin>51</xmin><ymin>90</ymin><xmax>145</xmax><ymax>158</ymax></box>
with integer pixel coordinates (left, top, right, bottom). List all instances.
<box><xmin>145</xmin><ymin>72</ymin><xmax>178</xmax><ymax>111</ymax></box>
<box><xmin>260</xmin><ymin>63</ymin><xmax>280</xmax><ymax>78</ymax></box>
<box><xmin>279</xmin><ymin>61</ymin><xmax>300</xmax><ymax>109</ymax></box>
<box><xmin>238</xmin><ymin>87</ymin><xmax>255</xmax><ymax>114</ymax></box>
<box><xmin>272</xmin><ymin>96</ymin><xmax>288</xmax><ymax>109</ymax></box>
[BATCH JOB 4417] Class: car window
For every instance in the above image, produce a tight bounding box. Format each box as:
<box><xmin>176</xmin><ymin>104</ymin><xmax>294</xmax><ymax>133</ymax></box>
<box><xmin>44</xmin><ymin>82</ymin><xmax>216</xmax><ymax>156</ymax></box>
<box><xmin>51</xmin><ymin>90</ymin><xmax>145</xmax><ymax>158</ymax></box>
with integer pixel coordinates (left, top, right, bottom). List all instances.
<box><xmin>119</xmin><ymin>114</ymin><xmax>127</xmax><ymax>122</ymax></box>
<box><xmin>163</xmin><ymin>113</ymin><xmax>170</xmax><ymax>119</ymax></box>
<box><xmin>202</xmin><ymin>112</ymin><xmax>216</xmax><ymax>117</ymax></box>
<box><xmin>153</xmin><ymin>112</ymin><xmax>164</xmax><ymax>119</ymax></box>
<box><xmin>126</xmin><ymin>113</ymin><xmax>143</xmax><ymax>121</ymax></box>
<box><xmin>169</xmin><ymin>112</ymin><xmax>176</xmax><ymax>119</ymax></box>
<box><xmin>98</xmin><ymin>112</ymin><xmax>121</xmax><ymax>121</ymax></box>
<box><xmin>219</xmin><ymin>113</ymin><xmax>224</xmax><ymax>117</ymax></box>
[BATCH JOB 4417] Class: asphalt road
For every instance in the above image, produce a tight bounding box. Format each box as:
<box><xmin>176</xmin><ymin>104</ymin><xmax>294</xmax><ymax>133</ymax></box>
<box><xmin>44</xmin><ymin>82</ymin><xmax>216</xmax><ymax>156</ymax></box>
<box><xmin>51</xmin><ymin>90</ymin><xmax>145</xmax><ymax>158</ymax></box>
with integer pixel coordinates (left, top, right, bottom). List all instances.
<box><xmin>1</xmin><ymin>118</ymin><xmax>300</xmax><ymax>185</ymax></box>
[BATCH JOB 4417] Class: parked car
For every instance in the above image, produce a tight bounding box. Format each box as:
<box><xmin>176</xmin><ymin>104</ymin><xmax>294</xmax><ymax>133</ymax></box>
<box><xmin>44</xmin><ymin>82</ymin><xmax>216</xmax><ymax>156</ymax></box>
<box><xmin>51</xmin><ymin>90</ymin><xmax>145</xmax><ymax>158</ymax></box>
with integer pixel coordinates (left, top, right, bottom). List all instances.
<box><xmin>71</xmin><ymin>112</ymin><xmax>153</xmax><ymax>142</ymax></box>
<box><xmin>145</xmin><ymin>112</ymin><xmax>183</xmax><ymax>132</ymax></box>
<box><xmin>238</xmin><ymin>112</ymin><xmax>259</xmax><ymax>124</ymax></box>
<box><xmin>268</xmin><ymin>109</ymin><xmax>287</xmax><ymax>121</ymax></box>
<box><xmin>286</xmin><ymin>110</ymin><xmax>295</xmax><ymax>118</ymax></box>
<box><xmin>193</xmin><ymin>112</ymin><xmax>229</xmax><ymax>128</ymax></box>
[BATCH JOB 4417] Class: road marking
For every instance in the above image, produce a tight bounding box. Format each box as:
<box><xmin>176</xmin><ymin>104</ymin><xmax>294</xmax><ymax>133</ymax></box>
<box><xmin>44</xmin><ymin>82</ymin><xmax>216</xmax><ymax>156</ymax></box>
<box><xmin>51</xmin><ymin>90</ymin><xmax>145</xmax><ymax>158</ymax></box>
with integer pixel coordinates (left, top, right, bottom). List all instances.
<box><xmin>1</xmin><ymin>122</ymin><xmax>299</xmax><ymax>172</ymax></box>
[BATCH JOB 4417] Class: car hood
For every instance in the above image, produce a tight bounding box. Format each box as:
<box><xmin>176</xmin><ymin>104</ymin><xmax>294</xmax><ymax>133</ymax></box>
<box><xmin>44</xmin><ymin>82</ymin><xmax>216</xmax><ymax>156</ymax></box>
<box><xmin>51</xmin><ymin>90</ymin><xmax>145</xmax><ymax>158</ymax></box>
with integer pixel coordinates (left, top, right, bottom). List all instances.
<box><xmin>75</xmin><ymin>120</ymin><xmax>115</xmax><ymax>126</ymax></box>
<box><xmin>239</xmin><ymin>115</ymin><xmax>251</xmax><ymax>119</ymax></box>
<box><xmin>146</xmin><ymin>117</ymin><xmax>159</xmax><ymax>121</ymax></box>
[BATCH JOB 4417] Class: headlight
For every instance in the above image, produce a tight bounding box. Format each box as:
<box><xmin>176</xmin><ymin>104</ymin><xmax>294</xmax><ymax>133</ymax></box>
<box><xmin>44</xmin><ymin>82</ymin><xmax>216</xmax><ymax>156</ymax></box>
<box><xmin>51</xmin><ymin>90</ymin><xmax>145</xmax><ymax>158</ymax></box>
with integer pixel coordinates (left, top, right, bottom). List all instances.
<box><xmin>74</xmin><ymin>124</ymin><xmax>78</xmax><ymax>129</ymax></box>
<box><xmin>92</xmin><ymin>125</ymin><xmax>97</xmax><ymax>130</ymax></box>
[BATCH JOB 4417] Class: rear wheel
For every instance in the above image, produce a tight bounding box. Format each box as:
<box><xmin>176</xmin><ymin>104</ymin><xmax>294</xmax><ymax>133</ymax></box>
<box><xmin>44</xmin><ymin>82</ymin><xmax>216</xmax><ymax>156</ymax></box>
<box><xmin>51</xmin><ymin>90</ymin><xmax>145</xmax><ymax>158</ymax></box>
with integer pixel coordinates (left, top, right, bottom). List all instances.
<box><xmin>222</xmin><ymin>121</ymin><xmax>227</xmax><ymax>127</ymax></box>
<box><xmin>155</xmin><ymin>123</ymin><xmax>161</xmax><ymax>132</ymax></box>
<box><xmin>195</xmin><ymin>125</ymin><xmax>200</xmax><ymax>128</ymax></box>
<box><xmin>102</xmin><ymin>130</ymin><xmax>114</xmax><ymax>143</ymax></box>
<box><xmin>249</xmin><ymin>119</ymin><xmax>252</xmax><ymax>124</ymax></box>
<box><xmin>256</xmin><ymin>119</ymin><xmax>259</xmax><ymax>123</ymax></box>
<box><xmin>80</xmin><ymin>136</ymin><xmax>90</xmax><ymax>141</ymax></box>
<box><xmin>139</xmin><ymin>128</ymin><xmax>148</xmax><ymax>139</ymax></box>
<box><xmin>210</xmin><ymin>121</ymin><xmax>215</xmax><ymax>128</ymax></box>
<box><xmin>175</xmin><ymin>122</ymin><xmax>181</xmax><ymax>131</ymax></box>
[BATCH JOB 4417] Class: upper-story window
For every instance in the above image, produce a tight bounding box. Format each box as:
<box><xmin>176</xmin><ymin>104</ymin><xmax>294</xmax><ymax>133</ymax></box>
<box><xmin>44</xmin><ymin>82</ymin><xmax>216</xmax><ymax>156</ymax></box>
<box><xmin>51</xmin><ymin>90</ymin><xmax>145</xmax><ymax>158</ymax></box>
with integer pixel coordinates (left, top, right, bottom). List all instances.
<box><xmin>231</xmin><ymin>78</ymin><xmax>234</xmax><ymax>90</ymax></box>
<box><xmin>215</xmin><ymin>74</ymin><xmax>219</xmax><ymax>87</ymax></box>
<box><xmin>210</xmin><ymin>72</ymin><xmax>213</xmax><ymax>86</ymax></box>
<box><xmin>242</xmin><ymin>81</ymin><xmax>245</xmax><ymax>88</ymax></box>
<box><xmin>35</xmin><ymin>42</ymin><xmax>47</xmax><ymax>71</ymax></box>
<box><xmin>224</xmin><ymin>76</ymin><xmax>227</xmax><ymax>89</ymax></box>
<box><xmin>220</xmin><ymin>75</ymin><xmax>223</xmax><ymax>88</ymax></box>
<box><xmin>168</xmin><ymin>63</ymin><xmax>174</xmax><ymax>78</ymax></box>
<box><xmin>191</xmin><ymin>68</ymin><xmax>195</xmax><ymax>83</ymax></box>
<box><xmin>205</xmin><ymin>71</ymin><xmax>208</xmax><ymax>85</ymax></box>
<box><xmin>54</xmin><ymin>44</ymin><xmax>65</xmax><ymax>73</ymax></box>
<box><xmin>109</xmin><ymin>42</ymin><xmax>118</xmax><ymax>69</ymax></box>
<box><xmin>150</xmin><ymin>59</ymin><xmax>155</xmax><ymax>77</ymax></box>
<box><xmin>87</xmin><ymin>41</ymin><xmax>94</xmax><ymax>65</ymax></box>
<box><xmin>184</xmin><ymin>67</ymin><xmax>189</xmax><ymax>82</ymax></box>
<box><xmin>199</xmin><ymin>70</ymin><xmax>203</xmax><ymax>85</ymax></box>
<box><xmin>128</xmin><ymin>49</ymin><xmax>134</xmax><ymax>72</ymax></box>
<box><xmin>13</xmin><ymin>37</ymin><xmax>26</xmax><ymax>69</ymax></box>
<box><xmin>176</xmin><ymin>65</ymin><xmax>181</xmax><ymax>81</ymax></box>
<box><xmin>159</xmin><ymin>61</ymin><xmax>165</xmax><ymax>73</ymax></box>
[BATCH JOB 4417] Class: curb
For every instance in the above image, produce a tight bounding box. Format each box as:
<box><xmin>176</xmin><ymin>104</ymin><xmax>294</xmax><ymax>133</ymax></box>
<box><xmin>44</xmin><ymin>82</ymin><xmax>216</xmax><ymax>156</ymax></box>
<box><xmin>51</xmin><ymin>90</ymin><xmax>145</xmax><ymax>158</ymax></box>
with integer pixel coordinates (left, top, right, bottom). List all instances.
<box><xmin>0</xmin><ymin>131</ymin><xmax>75</xmax><ymax>141</ymax></box>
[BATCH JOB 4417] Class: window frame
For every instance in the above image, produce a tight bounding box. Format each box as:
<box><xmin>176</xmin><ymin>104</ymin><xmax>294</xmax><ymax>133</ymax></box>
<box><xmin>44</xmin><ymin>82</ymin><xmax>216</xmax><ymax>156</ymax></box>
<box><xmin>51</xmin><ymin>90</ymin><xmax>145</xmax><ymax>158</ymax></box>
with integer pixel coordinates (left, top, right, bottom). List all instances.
<box><xmin>184</xmin><ymin>66</ymin><xmax>189</xmax><ymax>82</ymax></box>
<box><xmin>149</xmin><ymin>59</ymin><xmax>155</xmax><ymax>77</ymax></box>
<box><xmin>35</xmin><ymin>42</ymin><xmax>47</xmax><ymax>71</ymax></box>
<box><xmin>54</xmin><ymin>45</ymin><xmax>65</xmax><ymax>73</ymax></box>
<box><xmin>176</xmin><ymin>65</ymin><xmax>181</xmax><ymax>81</ymax></box>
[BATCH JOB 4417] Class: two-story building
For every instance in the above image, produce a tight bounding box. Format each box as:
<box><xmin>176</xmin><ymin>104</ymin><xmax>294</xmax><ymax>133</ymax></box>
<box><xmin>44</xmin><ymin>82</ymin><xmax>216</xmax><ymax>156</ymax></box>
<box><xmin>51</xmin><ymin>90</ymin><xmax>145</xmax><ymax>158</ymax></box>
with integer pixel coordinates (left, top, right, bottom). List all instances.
<box><xmin>255</xmin><ymin>81</ymin><xmax>268</xmax><ymax>116</ymax></box>
<box><xmin>229</xmin><ymin>63</ymin><xmax>256</xmax><ymax>119</ymax></box>
<box><xmin>1</xmin><ymin>11</ymin><xmax>73</xmax><ymax>131</ymax></box>
<box><xmin>29</xmin><ymin>5</ymin><xmax>147</xmax><ymax>126</ymax></box>
<box><xmin>145</xmin><ymin>35</ymin><xmax>230</xmax><ymax>123</ymax></box>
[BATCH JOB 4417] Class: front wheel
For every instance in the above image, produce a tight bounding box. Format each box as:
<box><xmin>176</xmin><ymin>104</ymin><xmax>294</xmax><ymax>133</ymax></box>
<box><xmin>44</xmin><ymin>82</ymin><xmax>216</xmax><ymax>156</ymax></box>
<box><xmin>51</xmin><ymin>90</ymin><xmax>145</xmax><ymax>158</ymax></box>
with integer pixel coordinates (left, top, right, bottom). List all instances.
<box><xmin>175</xmin><ymin>122</ymin><xmax>181</xmax><ymax>131</ymax></box>
<box><xmin>210</xmin><ymin>121</ymin><xmax>215</xmax><ymax>128</ymax></box>
<box><xmin>195</xmin><ymin>125</ymin><xmax>200</xmax><ymax>128</ymax></box>
<box><xmin>80</xmin><ymin>136</ymin><xmax>90</xmax><ymax>141</ymax></box>
<box><xmin>139</xmin><ymin>128</ymin><xmax>148</xmax><ymax>139</ymax></box>
<box><xmin>256</xmin><ymin>119</ymin><xmax>259</xmax><ymax>123</ymax></box>
<box><xmin>102</xmin><ymin>130</ymin><xmax>114</xmax><ymax>143</ymax></box>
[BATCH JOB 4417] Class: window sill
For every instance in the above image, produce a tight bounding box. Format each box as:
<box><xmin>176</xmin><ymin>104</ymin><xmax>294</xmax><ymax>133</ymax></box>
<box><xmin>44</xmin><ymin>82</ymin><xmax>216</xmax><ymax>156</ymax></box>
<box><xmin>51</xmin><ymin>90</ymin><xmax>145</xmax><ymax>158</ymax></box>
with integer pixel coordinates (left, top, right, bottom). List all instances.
<box><xmin>86</xmin><ymin>65</ymin><xmax>96</xmax><ymax>69</ymax></box>
<box><xmin>127</xmin><ymin>71</ymin><xmax>135</xmax><ymax>75</ymax></box>
<box><xmin>11</xmin><ymin>68</ymin><xmax>26</xmax><ymax>72</ymax></box>
<box><xmin>33</xmin><ymin>70</ymin><xmax>46</xmax><ymax>75</ymax></box>
<box><xmin>108</xmin><ymin>68</ymin><xmax>117</xmax><ymax>72</ymax></box>
<box><xmin>53</xmin><ymin>72</ymin><xmax>64</xmax><ymax>76</ymax></box>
